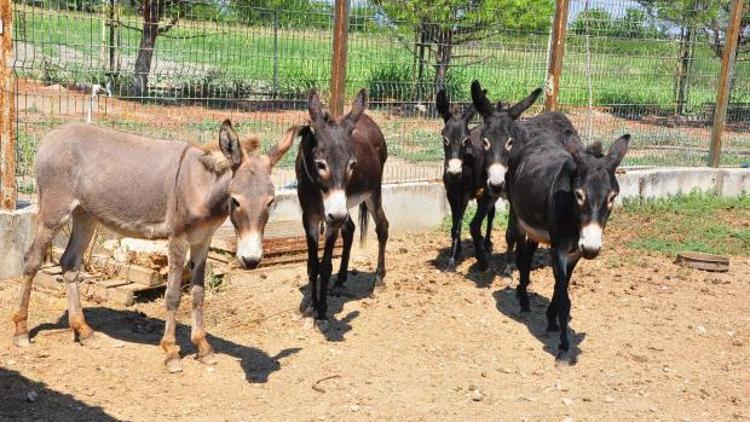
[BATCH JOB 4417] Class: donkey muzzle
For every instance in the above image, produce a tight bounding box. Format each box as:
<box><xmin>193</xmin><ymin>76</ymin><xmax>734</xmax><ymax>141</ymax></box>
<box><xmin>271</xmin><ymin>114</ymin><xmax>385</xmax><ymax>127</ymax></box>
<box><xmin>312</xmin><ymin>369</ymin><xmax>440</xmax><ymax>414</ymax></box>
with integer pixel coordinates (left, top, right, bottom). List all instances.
<box><xmin>486</xmin><ymin>163</ymin><xmax>506</xmax><ymax>196</ymax></box>
<box><xmin>578</xmin><ymin>223</ymin><xmax>603</xmax><ymax>259</ymax></box>
<box><xmin>445</xmin><ymin>158</ymin><xmax>462</xmax><ymax>177</ymax></box>
<box><xmin>236</xmin><ymin>231</ymin><xmax>263</xmax><ymax>270</ymax></box>
<box><xmin>323</xmin><ymin>189</ymin><xmax>348</xmax><ymax>225</ymax></box>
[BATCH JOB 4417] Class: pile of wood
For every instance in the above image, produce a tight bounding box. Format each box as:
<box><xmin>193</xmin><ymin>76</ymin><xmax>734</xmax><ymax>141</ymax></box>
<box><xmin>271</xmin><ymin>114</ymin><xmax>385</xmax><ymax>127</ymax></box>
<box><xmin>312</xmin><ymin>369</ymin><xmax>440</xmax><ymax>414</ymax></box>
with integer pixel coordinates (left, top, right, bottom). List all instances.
<box><xmin>34</xmin><ymin>233</ymin><xmax>340</xmax><ymax>306</ymax></box>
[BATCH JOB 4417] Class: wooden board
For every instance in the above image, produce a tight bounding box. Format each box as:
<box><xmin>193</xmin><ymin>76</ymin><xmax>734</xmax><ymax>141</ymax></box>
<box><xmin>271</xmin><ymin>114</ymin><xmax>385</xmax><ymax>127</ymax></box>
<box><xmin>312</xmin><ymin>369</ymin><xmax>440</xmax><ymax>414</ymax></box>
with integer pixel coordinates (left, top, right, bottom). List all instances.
<box><xmin>675</xmin><ymin>252</ymin><xmax>730</xmax><ymax>272</ymax></box>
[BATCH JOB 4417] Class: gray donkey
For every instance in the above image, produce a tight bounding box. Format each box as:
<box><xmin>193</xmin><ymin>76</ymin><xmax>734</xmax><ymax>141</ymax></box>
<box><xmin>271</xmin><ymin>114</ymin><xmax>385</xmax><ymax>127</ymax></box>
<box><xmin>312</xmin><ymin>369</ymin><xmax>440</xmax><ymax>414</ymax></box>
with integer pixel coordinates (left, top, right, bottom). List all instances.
<box><xmin>11</xmin><ymin>120</ymin><xmax>296</xmax><ymax>373</ymax></box>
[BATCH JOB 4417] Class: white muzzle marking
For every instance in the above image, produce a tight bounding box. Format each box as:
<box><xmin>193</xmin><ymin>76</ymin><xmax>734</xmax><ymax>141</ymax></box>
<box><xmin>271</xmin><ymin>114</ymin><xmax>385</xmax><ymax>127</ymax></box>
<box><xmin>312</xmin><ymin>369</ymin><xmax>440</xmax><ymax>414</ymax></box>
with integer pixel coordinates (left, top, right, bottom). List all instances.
<box><xmin>236</xmin><ymin>230</ymin><xmax>262</xmax><ymax>264</ymax></box>
<box><xmin>579</xmin><ymin>223</ymin><xmax>603</xmax><ymax>252</ymax></box>
<box><xmin>487</xmin><ymin>163</ymin><xmax>507</xmax><ymax>188</ymax></box>
<box><xmin>446</xmin><ymin>158</ymin><xmax>462</xmax><ymax>175</ymax></box>
<box><xmin>323</xmin><ymin>189</ymin><xmax>348</xmax><ymax>222</ymax></box>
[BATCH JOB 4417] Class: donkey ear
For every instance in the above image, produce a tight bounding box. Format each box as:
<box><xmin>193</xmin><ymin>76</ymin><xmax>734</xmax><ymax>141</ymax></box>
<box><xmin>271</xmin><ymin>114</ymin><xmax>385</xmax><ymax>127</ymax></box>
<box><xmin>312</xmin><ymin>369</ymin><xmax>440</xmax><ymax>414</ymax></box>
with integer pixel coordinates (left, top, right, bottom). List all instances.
<box><xmin>308</xmin><ymin>90</ymin><xmax>325</xmax><ymax>125</ymax></box>
<box><xmin>470</xmin><ymin>80</ymin><xmax>495</xmax><ymax>118</ymax></box>
<box><xmin>561</xmin><ymin>129</ymin><xmax>584</xmax><ymax>160</ymax></box>
<box><xmin>346</xmin><ymin>89</ymin><xmax>367</xmax><ymax>125</ymax></box>
<box><xmin>267</xmin><ymin>126</ymin><xmax>298</xmax><ymax>169</ymax></box>
<box><xmin>607</xmin><ymin>134</ymin><xmax>630</xmax><ymax>170</ymax></box>
<box><xmin>508</xmin><ymin>88</ymin><xmax>542</xmax><ymax>120</ymax></box>
<box><xmin>461</xmin><ymin>103</ymin><xmax>476</xmax><ymax>122</ymax></box>
<box><xmin>436</xmin><ymin>89</ymin><xmax>451</xmax><ymax>122</ymax></box>
<box><xmin>219</xmin><ymin>119</ymin><xmax>243</xmax><ymax>169</ymax></box>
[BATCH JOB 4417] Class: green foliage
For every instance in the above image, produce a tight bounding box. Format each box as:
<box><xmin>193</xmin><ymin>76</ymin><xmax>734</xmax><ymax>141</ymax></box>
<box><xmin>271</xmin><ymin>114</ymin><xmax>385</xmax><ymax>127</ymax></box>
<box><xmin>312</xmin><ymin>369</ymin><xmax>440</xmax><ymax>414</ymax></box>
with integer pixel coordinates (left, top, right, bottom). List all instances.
<box><xmin>440</xmin><ymin>203</ymin><xmax>509</xmax><ymax>234</ymax></box>
<box><xmin>366</xmin><ymin>63</ymin><xmax>467</xmax><ymax>103</ymax></box>
<box><xmin>618</xmin><ymin>191</ymin><xmax>750</xmax><ymax>256</ymax></box>
<box><xmin>571</xmin><ymin>7</ymin><xmax>662</xmax><ymax>38</ymax></box>
<box><xmin>229</xmin><ymin>0</ymin><xmax>332</xmax><ymax>28</ymax></box>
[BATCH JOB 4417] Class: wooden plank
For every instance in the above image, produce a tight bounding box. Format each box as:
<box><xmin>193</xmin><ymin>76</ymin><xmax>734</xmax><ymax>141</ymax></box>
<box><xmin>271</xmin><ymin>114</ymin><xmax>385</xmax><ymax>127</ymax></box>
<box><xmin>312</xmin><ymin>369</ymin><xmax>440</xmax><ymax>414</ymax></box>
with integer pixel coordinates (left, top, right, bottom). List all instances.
<box><xmin>0</xmin><ymin>0</ymin><xmax>16</xmax><ymax>209</ymax></box>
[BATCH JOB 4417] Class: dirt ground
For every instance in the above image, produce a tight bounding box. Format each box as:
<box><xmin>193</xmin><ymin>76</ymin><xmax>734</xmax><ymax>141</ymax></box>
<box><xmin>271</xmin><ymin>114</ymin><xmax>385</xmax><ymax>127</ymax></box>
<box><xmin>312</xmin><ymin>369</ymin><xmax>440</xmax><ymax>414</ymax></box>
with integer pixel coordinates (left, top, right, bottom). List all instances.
<box><xmin>1</xmin><ymin>227</ymin><xmax>749</xmax><ymax>421</ymax></box>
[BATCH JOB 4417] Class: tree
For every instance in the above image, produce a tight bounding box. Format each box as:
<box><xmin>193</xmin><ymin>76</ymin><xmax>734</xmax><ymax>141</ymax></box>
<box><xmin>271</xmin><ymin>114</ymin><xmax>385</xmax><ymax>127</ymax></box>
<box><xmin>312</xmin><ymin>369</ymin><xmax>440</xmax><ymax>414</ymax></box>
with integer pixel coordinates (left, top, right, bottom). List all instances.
<box><xmin>129</xmin><ymin>0</ymin><xmax>190</xmax><ymax>97</ymax></box>
<box><xmin>371</xmin><ymin>0</ymin><xmax>553</xmax><ymax>94</ymax></box>
<box><xmin>701</xmin><ymin>1</ymin><xmax>750</xmax><ymax>60</ymax></box>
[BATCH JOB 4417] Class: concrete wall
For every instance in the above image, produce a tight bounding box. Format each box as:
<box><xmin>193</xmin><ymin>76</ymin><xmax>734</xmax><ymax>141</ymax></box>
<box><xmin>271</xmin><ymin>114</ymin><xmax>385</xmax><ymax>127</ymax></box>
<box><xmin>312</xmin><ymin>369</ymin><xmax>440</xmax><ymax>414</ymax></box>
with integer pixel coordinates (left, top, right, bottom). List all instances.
<box><xmin>2</xmin><ymin>167</ymin><xmax>749</xmax><ymax>280</ymax></box>
<box><xmin>0</xmin><ymin>205</ymin><xmax>36</xmax><ymax>280</ymax></box>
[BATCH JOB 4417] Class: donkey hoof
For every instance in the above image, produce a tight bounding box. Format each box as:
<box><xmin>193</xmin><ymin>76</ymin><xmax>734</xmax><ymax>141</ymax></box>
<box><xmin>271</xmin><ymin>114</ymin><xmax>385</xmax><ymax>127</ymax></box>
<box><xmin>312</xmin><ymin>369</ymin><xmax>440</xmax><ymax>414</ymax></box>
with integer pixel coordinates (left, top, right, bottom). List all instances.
<box><xmin>79</xmin><ymin>333</ymin><xmax>102</xmax><ymax>349</ymax></box>
<box><xmin>165</xmin><ymin>358</ymin><xmax>183</xmax><ymax>373</ymax></box>
<box><xmin>555</xmin><ymin>350</ymin><xmax>576</xmax><ymax>367</ymax></box>
<box><xmin>445</xmin><ymin>260</ymin><xmax>457</xmax><ymax>272</ymax></box>
<box><xmin>13</xmin><ymin>333</ymin><xmax>31</xmax><ymax>348</ymax></box>
<box><xmin>315</xmin><ymin>319</ymin><xmax>329</xmax><ymax>332</ymax></box>
<box><xmin>197</xmin><ymin>353</ymin><xmax>218</xmax><ymax>366</ymax></box>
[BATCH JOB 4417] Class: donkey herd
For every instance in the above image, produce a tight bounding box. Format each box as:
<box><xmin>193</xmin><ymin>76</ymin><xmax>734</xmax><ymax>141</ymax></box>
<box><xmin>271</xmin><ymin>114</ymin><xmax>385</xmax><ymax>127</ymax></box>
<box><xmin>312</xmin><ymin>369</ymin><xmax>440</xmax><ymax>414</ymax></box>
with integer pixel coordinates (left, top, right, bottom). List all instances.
<box><xmin>10</xmin><ymin>80</ymin><xmax>628</xmax><ymax>372</ymax></box>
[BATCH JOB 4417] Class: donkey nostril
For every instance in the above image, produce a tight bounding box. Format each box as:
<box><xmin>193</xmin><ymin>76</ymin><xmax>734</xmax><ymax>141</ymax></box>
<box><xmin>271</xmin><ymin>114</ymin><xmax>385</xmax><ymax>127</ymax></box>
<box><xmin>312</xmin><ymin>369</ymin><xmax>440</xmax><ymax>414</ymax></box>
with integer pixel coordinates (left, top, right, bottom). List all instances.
<box><xmin>242</xmin><ymin>256</ymin><xmax>260</xmax><ymax>270</ymax></box>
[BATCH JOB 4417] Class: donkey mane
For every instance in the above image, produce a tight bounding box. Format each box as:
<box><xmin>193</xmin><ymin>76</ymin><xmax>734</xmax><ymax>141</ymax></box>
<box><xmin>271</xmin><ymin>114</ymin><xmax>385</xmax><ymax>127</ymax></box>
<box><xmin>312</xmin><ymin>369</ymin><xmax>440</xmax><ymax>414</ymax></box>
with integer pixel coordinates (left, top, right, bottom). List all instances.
<box><xmin>197</xmin><ymin>136</ymin><xmax>261</xmax><ymax>173</ymax></box>
<box><xmin>585</xmin><ymin>141</ymin><xmax>604</xmax><ymax>157</ymax></box>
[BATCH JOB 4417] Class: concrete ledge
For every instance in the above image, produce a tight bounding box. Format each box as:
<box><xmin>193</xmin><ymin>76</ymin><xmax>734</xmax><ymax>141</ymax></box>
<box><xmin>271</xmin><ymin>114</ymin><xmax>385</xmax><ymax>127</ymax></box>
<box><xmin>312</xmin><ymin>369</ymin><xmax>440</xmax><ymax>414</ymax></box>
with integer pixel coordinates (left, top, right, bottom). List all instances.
<box><xmin>2</xmin><ymin>167</ymin><xmax>748</xmax><ymax>280</ymax></box>
<box><xmin>0</xmin><ymin>205</ymin><xmax>37</xmax><ymax>281</ymax></box>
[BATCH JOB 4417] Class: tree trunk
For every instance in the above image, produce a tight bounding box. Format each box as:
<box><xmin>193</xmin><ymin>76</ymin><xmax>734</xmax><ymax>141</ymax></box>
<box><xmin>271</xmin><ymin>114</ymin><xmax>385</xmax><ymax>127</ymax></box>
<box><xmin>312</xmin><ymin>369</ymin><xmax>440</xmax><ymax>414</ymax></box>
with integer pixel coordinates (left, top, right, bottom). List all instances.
<box><xmin>434</xmin><ymin>27</ymin><xmax>453</xmax><ymax>93</ymax></box>
<box><xmin>675</xmin><ymin>26</ymin><xmax>694</xmax><ymax>116</ymax></box>
<box><xmin>132</xmin><ymin>0</ymin><xmax>161</xmax><ymax>97</ymax></box>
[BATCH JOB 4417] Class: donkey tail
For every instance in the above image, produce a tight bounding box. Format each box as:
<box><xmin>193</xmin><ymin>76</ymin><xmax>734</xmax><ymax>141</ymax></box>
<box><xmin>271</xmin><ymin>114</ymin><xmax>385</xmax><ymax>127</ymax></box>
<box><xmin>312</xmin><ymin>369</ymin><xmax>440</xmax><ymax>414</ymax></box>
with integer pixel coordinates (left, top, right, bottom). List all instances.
<box><xmin>358</xmin><ymin>202</ymin><xmax>369</xmax><ymax>246</ymax></box>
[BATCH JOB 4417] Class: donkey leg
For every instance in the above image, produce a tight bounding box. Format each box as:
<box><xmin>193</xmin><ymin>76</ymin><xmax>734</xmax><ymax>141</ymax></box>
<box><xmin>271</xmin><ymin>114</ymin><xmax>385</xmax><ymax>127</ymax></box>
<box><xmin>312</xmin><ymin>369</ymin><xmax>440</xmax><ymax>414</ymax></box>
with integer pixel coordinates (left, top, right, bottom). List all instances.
<box><xmin>12</xmin><ymin>225</ymin><xmax>57</xmax><ymax>347</ymax></box>
<box><xmin>12</xmin><ymin>202</ymin><xmax>71</xmax><ymax>347</ymax></box>
<box><xmin>315</xmin><ymin>224</ymin><xmax>340</xmax><ymax>330</ymax></box>
<box><xmin>188</xmin><ymin>240</ymin><xmax>216</xmax><ymax>365</ymax></box>
<box><xmin>366</xmin><ymin>194</ymin><xmax>389</xmax><ymax>288</ymax></box>
<box><xmin>161</xmin><ymin>236</ymin><xmax>189</xmax><ymax>373</ymax></box>
<box><xmin>60</xmin><ymin>209</ymin><xmax>99</xmax><ymax>347</ymax></box>
<box><xmin>302</xmin><ymin>213</ymin><xmax>321</xmax><ymax>316</ymax></box>
<box><xmin>551</xmin><ymin>249</ymin><xmax>580</xmax><ymax>359</ymax></box>
<box><xmin>335</xmin><ymin>216</ymin><xmax>355</xmax><ymax>289</ymax></box>
<box><xmin>469</xmin><ymin>197</ymin><xmax>492</xmax><ymax>271</ymax></box>
<box><xmin>483</xmin><ymin>204</ymin><xmax>495</xmax><ymax>253</ymax></box>
<box><xmin>515</xmin><ymin>240</ymin><xmax>538</xmax><ymax>312</ymax></box>
<box><xmin>445</xmin><ymin>193</ymin><xmax>464</xmax><ymax>272</ymax></box>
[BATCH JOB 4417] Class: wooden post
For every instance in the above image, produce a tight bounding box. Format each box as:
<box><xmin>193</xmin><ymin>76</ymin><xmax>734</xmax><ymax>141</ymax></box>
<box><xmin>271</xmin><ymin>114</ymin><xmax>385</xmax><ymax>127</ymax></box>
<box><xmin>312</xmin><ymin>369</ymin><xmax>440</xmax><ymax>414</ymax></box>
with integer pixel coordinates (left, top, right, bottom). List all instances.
<box><xmin>0</xmin><ymin>0</ymin><xmax>17</xmax><ymax>209</ymax></box>
<box><xmin>329</xmin><ymin>0</ymin><xmax>350</xmax><ymax>118</ymax></box>
<box><xmin>709</xmin><ymin>0</ymin><xmax>744</xmax><ymax>168</ymax></box>
<box><xmin>544</xmin><ymin>0</ymin><xmax>570</xmax><ymax>112</ymax></box>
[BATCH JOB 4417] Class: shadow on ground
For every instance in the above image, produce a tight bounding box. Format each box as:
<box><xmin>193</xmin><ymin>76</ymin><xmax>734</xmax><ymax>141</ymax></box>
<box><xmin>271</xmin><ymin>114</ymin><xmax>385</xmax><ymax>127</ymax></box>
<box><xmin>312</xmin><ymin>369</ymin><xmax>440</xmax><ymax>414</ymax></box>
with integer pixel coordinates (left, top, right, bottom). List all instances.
<box><xmin>429</xmin><ymin>240</ymin><xmax>552</xmax><ymax>288</ymax></box>
<box><xmin>493</xmin><ymin>287</ymin><xmax>585</xmax><ymax>364</ymax></box>
<box><xmin>29</xmin><ymin>308</ymin><xmax>301</xmax><ymax>383</ymax></box>
<box><xmin>297</xmin><ymin>269</ymin><xmax>377</xmax><ymax>342</ymax></box>
<box><xmin>0</xmin><ymin>366</ymin><xmax>118</xmax><ymax>421</ymax></box>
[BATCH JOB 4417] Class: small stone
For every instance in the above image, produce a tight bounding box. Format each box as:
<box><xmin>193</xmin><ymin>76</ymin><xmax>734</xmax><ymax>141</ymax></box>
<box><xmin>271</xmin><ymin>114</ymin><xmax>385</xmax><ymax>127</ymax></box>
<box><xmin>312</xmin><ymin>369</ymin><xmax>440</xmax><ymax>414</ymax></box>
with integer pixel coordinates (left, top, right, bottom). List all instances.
<box><xmin>481</xmin><ymin>371</ymin><xmax>487</xmax><ymax>378</ymax></box>
<box><xmin>398</xmin><ymin>247</ymin><xmax>408</xmax><ymax>254</ymax></box>
<box><xmin>563</xmin><ymin>417</ymin><xmax>574</xmax><ymax>422</ymax></box>
<box><xmin>471</xmin><ymin>390</ymin><xmax>483</xmax><ymax>401</ymax></box>
<box><xmin>36</xmin><ymin>352</ymin><xmax>49</xmax><ymax>358</ymax></box>
<box><xmin>349</xmin><ymin>404</ymin><xmax>360</xmax><ymax>412</ymax></box>
<box><xmin>562</xmin><ymin>398</ymin><xmax>573</xmax><ymax>406</ymax></box>
<box><xmin>604</xmin><ymin>395</ymin><xmax>615</xmax><ymax>403</ymax></box>
<box><xmin>26</xmin><ymin>391</ymin><xmax>37</xmax><ymax>403</ymax></box>
<box><xmin>500</xmin><ymin>367</ymin><xmax>513</xmax><ymax>374</ymax></box>
<box><xmin>206</xmin><ymin>366</ymin><xmax>215</xmax><ymax>373</ymax></box>
<box><xmin>695</xmin><ymin>325</ymin><xmax>707</xmax><ymax>335</ymax></box>
<box><xmin>6</xmin><ymin>359</ymin><xmax>16</xmax><ymax>366</ymax></box>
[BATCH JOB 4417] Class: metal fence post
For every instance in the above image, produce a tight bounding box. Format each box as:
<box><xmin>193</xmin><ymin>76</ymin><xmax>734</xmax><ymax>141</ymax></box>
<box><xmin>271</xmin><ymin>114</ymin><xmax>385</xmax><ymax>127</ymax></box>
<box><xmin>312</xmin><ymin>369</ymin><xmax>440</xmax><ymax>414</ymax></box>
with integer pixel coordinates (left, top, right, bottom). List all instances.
<box><xmin>329</xmin><ymin>0</ymin><xmax>350</xmax><ymax>118</ymax></box>
<box><xmin>708</xmin><ymin>0</ymin><xmax>744</xmax><ymax>168</ymax></box>
<box><xmin>0</xmin><ymin>0</ymin><xmax>16</xmax><ymax>209</ymax></box>
<box><xmin>544</xmin><ymin>0</ymin><xmax>570</xmax><ymax>112</ymax></box>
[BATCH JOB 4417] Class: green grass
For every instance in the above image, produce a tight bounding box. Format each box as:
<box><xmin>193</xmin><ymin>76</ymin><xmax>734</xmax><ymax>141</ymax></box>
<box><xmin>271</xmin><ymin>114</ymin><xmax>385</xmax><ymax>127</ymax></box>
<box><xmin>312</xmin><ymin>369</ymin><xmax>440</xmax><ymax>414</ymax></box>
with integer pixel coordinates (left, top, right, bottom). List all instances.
<box><xmin>440</xmin><ymin>202</ymin><xmax>509</xmax><ymax>234</ymax></box>
<box><xmin>616</xmin><ymin>191</ymin><xmax>750</xmax><ymax>256</ymax></box>
<box><xmin>13</xmin><ymin>4</ymin><xmax>750</xmax><ymax>110</ymax></box>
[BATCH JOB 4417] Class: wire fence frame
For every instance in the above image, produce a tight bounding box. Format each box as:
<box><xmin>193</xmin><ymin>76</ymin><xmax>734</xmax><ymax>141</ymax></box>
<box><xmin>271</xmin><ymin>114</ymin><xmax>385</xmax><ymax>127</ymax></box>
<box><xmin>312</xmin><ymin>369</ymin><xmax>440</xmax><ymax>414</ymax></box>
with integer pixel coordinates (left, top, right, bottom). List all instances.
<box><xmin>2</xmin><ymin>0</ymin><xmax>749</xmax><ymax>207</ymax></box>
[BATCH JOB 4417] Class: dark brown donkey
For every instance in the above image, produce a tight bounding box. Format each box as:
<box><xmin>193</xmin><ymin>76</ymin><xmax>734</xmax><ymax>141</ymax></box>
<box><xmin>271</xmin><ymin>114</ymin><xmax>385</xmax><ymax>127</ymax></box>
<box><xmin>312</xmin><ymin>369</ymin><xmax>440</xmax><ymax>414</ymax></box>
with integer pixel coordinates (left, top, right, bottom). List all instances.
<box><xmin>296</xmin><ymin>89</ymin><xmax>389</xmax><ymax>331</ymax></box>
<box><xmin>11</xmin><ymin>120</ymin><xmax>295</xmax><ymax>373</ymax></box>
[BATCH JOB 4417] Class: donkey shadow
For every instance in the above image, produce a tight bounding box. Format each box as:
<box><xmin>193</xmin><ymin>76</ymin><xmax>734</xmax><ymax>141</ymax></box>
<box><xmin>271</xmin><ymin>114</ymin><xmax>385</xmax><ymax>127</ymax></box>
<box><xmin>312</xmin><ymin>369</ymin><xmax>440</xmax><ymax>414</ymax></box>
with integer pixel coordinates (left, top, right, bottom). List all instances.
<box><xmin>493</xmin><ymin>287</ymin><xmax>585</xmax><ymax>364</ymax></box>
<box><xmin>29</xmin><ymin>308</ymin><xmax>301</xmax><ymax>383</ymax></box>
<box><xmin>297</xmin><ymin>270</ymin><xmax>376</xmax><ymax>342</ymax></box>
<box><xmin>429</xmin><ymin>240</ymin><xmax>551</xmax><ymax>288</ymax></box>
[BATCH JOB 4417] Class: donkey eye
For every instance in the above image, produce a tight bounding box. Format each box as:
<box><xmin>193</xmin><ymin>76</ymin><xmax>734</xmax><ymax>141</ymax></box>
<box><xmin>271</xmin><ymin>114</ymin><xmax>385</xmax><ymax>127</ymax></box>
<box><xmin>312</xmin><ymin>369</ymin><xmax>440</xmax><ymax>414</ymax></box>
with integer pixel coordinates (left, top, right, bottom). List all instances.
<box><xmin>229</xmin><ymin>197</ymin><xmax>240</xmax><ymax>209</ymax></box>
<box><xmin>483</xmin><ymin>137</ymin><xmax>491</xmax><ymax>151</ymax></box>
<box><xmin>315</xmin><ymin>160</ymin><xmax>327</xmax><ymax>173</ymax></box>
<box><xmin>574</xmin><ymin>189</ymin><xmax>586</xmax><ymax>206</ymax></box>
<box><xmin>443</xmin><ymin>136</ymin><xmax>450</xmax><ymax>146</ymax></box>
<box><xmin>505</xmin><ymin>137</ymin><xmax>514</xmax><ymax>151</ymax></box>
<box><xmin>461</xmin><ymin>137</ymin><xmax>470</xmax><ymax>147</ymax></box>
<box><xmin>349</xmin><ymin>160</ymin><xmax>358</xmax><ymax>171</ymax></box>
